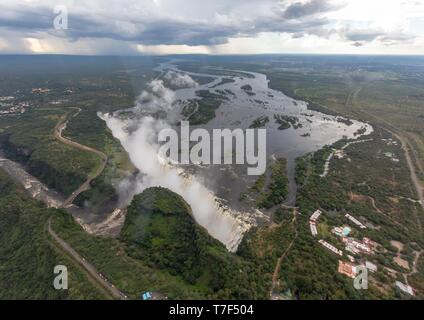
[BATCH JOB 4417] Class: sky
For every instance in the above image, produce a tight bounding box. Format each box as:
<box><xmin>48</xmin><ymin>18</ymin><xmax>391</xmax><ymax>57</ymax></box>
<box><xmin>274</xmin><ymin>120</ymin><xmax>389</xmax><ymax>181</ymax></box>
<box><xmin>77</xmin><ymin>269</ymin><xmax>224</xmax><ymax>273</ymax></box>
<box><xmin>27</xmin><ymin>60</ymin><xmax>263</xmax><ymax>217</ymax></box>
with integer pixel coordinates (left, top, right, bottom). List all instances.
<box><xmin>0</xmin><ymin>0</ymin><xmax>424</xmax><ymax>55</ymax></box>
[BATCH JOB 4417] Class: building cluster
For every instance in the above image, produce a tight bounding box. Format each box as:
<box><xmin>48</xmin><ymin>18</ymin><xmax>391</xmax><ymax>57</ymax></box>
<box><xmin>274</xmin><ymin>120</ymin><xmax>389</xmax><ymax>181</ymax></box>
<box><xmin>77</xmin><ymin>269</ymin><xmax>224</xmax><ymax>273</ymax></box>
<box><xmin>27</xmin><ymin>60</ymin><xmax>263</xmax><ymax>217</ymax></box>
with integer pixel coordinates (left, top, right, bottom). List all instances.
<box><xmin>310</xmin><ymin>210</ymin><xmax>343</xmax><ymax>256</ymax></box>
<box><xmin>338</xmin><ymin>260</ymin><xmax>378</xmax><ymax>279</ymax></box>
<box><xmin>309</xmin><ymin>209</ymin><xmax>416</xmax><ymax>295</ymax></box>
<box><xmin>0</xmin><ymin>96</ymin><xmax>14</xmax><ymax>102</ymax></box>
<box><xmin>331</xmin><ymin>214</ymin><xmax>376</xmax><ymax>255</ymax></box>
<box><xmin>31</xmin><ymin>88</ymin><xmax>51</xmax><ymax>94</ymax></box>
<box><xmin>382</xmin><ymin>138</ymin><xmax>398</xmax><ymax>146</ymax></box>
<box><xmin>0</xmin><ymin>102</ymin><xmax>28</xmax><ymax>115</ymax></box>
<box><xmin>383</xmin><ymin>152</ymin><xmax>400</xmax><ymax>163</ymax></box>
<box><xmin>343</xmin><ymin>237</ymin><xmax>377</xmax><ymax>255</ymax></box>
<box><xmin>309</xmin><ymin>209</ymin><xmax>382</xmax><ymax>284</ymax></box>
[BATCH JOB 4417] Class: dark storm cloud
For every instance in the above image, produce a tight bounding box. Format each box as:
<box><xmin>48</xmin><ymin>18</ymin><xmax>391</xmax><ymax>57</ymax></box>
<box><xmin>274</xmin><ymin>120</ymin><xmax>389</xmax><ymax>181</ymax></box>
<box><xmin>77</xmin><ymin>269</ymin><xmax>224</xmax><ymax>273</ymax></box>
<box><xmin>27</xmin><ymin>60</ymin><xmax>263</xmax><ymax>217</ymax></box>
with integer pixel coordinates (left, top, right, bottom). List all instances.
<box><xmin>342</xmin><ymin>27</ymin><xmax>416</xmax><ymax>46</ymax></box>
<box><xmin>0</xmin><ymin>5</ymin><xmax>102</xmax><ymax>38</ymax></box>
<box><xmin>85</xmin><ymin>20</ymin><xmax>237</xmax><ymax>45</ymax></box>
<box><xmin>352</xmin><ymin>41</ymin><xmax>364</xmax><ymax>47</ymax></box>
<box><xmin>0</xmin><ymin>6</ymin><xmax>53</xmax><ymax>30</ymax></box>
<box><xmin>0</xmin><ymin>1</ymin><xmax>340</xmax><ymax>46</ymax></box>
<box><xmin>0</xmin><ymin>0</ymin><xmax>416</xmax><ymax>48</ymax></box>
<box><xmin>283</xmin><ymin>0</ymin><xmax>343</xmax><ymax>19</ymax></box>
<box><xmin>345</xmin><ymin>29</ymin><xmax>383</xmax><ymax>42</ymax></box>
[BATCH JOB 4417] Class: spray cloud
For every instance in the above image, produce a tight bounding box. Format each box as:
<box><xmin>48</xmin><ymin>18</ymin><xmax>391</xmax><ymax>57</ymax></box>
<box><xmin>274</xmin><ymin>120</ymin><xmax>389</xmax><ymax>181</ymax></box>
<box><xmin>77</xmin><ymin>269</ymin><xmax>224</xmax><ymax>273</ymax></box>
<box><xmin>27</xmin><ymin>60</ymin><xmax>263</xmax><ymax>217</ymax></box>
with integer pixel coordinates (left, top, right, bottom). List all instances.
<box><xmin>102</xmin><ymin>72</ymin><xmax>248</xmax><ymax>251</ymax></box>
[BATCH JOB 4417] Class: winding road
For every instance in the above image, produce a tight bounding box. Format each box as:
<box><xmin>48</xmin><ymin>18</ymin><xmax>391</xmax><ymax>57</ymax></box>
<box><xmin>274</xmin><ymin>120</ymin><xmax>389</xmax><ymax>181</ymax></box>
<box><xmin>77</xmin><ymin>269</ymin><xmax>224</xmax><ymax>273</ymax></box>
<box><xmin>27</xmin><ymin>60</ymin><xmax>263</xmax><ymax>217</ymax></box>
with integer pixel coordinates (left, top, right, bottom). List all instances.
<box><xmin>50</xmin><ymin>108</ymin><xmax>128</xmax><ymax>299</ymax></box>
<box><xmin>48</xmin><ymin>218</ymin><xmax>127</xmax><ymax>300</ymax></box>
<box><xmin>2</xmin><ymin>108</ymin><xmax>125</xmax><ymax>298</ymax></box>
<box><xmin>405</xmin><ymin>250</ymin><xmax>423</xmax><ymax>285</ymax></box>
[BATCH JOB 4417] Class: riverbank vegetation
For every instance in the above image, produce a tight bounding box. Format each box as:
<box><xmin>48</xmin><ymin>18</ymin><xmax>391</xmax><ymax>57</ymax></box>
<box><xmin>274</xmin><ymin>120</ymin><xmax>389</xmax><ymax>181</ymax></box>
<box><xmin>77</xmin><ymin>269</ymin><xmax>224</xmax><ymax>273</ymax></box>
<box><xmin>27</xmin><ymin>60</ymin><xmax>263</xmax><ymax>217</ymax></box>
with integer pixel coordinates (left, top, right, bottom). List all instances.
<box><xmin>187</xmin><ymin>90</ymin><xmax>228</xmax><ymax>125</ymax></box>
<box><xmin>240</xmin><ymin>158</ymin><xmax>289</xmax><ymax>210</ymax></box>
<box><xmin>249</xmin><ymin>116</ymin><xmax>269</xmax><ymax>128</ymax></box>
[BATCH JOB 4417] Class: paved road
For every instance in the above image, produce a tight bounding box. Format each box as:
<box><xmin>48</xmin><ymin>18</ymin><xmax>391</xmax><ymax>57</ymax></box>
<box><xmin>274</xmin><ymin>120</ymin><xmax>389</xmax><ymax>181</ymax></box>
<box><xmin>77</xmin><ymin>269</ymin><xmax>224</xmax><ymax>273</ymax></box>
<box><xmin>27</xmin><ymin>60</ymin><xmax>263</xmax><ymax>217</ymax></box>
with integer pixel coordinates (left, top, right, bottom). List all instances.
<box><xmin>351</xmin><ymin>88</ymin><xmax>424</xmax><ymax>212</ymax></box>
<box><xmin>358</xmin><ymin>106</ymin><xmax>424</xmax><ymax>210</ymax></box>
<box><xmin>53</xmin><ymin>109</ymin><xmax>108</xmax><ymax>207</ymax></box>
<box><xmin>48</xmin><ymin>218</ymin><xmax>127</xmax><ymax>300</ymax></box>
<box><xmin>392</xmin><ymin>131</ymin><xmax>424</xmax><ymax>210</ymax></box>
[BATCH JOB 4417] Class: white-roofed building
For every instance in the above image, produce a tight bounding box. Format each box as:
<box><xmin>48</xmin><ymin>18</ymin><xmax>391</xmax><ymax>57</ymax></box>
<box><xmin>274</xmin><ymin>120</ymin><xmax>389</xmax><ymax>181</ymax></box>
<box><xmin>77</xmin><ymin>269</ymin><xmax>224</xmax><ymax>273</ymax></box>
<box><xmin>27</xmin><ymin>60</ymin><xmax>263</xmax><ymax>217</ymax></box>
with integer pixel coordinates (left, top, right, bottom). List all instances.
<box><xmin>395</xmin><ymin>281</ymin><xmax>414</xmax><ymax>296</ymax></box>
<box><xmin>310</xmin><ymin>210</ymin><xmax>322</xmax><ymax>222</ymax></box>
<box><xmin>365</xmin><ymin>261</ymin><xmax>377</xmax><ymax>273</ymax></box>
<box><xmin>310</xmin><ymin>222</ymin><xmax>318</xmax><ymax>237</ymax></box>
<box><xmin>319</xmin><ymin>240</ymin><xmax>343</xmax><ymax>256</ymax></box>
<box><xmin>345</xmin><ymin>213</ymin><xmax>366</xmax><ymax>229</ymax></box>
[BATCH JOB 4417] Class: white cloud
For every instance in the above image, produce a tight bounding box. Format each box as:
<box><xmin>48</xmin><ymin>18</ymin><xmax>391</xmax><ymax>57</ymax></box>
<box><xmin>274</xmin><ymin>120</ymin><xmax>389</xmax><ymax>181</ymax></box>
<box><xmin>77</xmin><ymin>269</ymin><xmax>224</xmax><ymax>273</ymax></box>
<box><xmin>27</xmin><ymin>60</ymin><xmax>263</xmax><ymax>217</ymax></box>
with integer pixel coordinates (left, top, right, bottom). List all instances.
<box><xmin>0</xmin><ymin>0</ymin><xmax>423</xmax><ymax>54</ymax></box>
<box><xmin>137</xmin><ymin>44</ymin><xmax>211</xmax><ymax>55</ymax></box>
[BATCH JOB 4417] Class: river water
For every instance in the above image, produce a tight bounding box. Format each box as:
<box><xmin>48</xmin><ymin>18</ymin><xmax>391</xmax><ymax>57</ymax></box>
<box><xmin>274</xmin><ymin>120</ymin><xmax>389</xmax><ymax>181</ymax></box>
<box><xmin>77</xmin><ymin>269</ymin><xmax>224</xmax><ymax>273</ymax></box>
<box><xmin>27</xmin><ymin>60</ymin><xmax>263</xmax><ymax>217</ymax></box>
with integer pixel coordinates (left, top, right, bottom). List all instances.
<box><xmin>103</xmin><ymin>60</ymin><xmax>373</xmax><ymax>251</ymax></box>
<box><xmin>0</xmin><ymin>59</ymin><xmax>373</xmax><ymax>252</ymax></box>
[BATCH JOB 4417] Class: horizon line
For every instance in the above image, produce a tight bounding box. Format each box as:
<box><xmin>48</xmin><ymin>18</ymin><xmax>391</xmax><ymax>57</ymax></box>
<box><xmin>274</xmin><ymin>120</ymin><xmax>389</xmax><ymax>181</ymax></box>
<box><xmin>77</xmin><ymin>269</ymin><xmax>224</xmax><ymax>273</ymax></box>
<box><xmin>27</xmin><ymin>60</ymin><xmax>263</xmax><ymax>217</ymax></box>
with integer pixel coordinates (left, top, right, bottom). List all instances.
<box><xmin>0</xmin><ymin>52</ymin><xmax>424</xmax><ymax>58</ymax></box>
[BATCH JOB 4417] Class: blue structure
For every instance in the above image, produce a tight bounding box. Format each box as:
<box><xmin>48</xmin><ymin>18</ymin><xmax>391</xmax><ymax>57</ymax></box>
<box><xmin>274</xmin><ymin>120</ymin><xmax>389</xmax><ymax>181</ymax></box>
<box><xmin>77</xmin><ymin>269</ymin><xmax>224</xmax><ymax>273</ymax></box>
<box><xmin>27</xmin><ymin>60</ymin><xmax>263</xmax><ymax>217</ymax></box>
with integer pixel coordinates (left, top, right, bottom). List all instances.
<box><xmin>342</xmin><ymin>226</ymin><xmax>352</xmax><ymax>236</ymax></box>
<box><xmin>141</xmin><ymin>292</ymin><xmax>152</xmax><ymax>300</ymax></box>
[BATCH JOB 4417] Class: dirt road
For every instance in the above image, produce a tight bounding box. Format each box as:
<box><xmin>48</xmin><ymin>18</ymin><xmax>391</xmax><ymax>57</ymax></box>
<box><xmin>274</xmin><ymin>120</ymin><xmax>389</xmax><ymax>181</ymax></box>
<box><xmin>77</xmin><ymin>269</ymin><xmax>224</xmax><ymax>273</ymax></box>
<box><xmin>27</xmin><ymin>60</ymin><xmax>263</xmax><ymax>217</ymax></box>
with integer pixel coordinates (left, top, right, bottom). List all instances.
<box><xmin>53</xmin><ymin>109</ymin><xmax>108</xmax><ymax>207</ymax></box>
<box><xmin>406</xmin><ymin>250</ymin><xmax>423</xmax><ymax>283</ymax></box>
<box><xmin>269</xmin><ymin>212</ymin><xmax>298</xmax><ymax>300</ymax></box>
<box><xmin>48</xmin><ymin>218</ymin><xmax>127</xmax><ymax>300</ymax></box>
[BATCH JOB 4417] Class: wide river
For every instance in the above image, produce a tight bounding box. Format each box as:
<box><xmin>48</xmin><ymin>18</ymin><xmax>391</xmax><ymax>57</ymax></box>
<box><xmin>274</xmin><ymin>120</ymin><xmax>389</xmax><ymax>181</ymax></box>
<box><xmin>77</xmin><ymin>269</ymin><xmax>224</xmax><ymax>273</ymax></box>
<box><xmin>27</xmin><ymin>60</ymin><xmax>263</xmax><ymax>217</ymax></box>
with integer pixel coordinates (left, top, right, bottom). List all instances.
<box><xmin>104</xmin><ymin>60</ymin><xmax>373</xmax><ymax>251</ymax></box>
<box><xmin>0</xmin><ymin>60</ymin><xmax>373</xmax><ymax>252</ymax></box>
